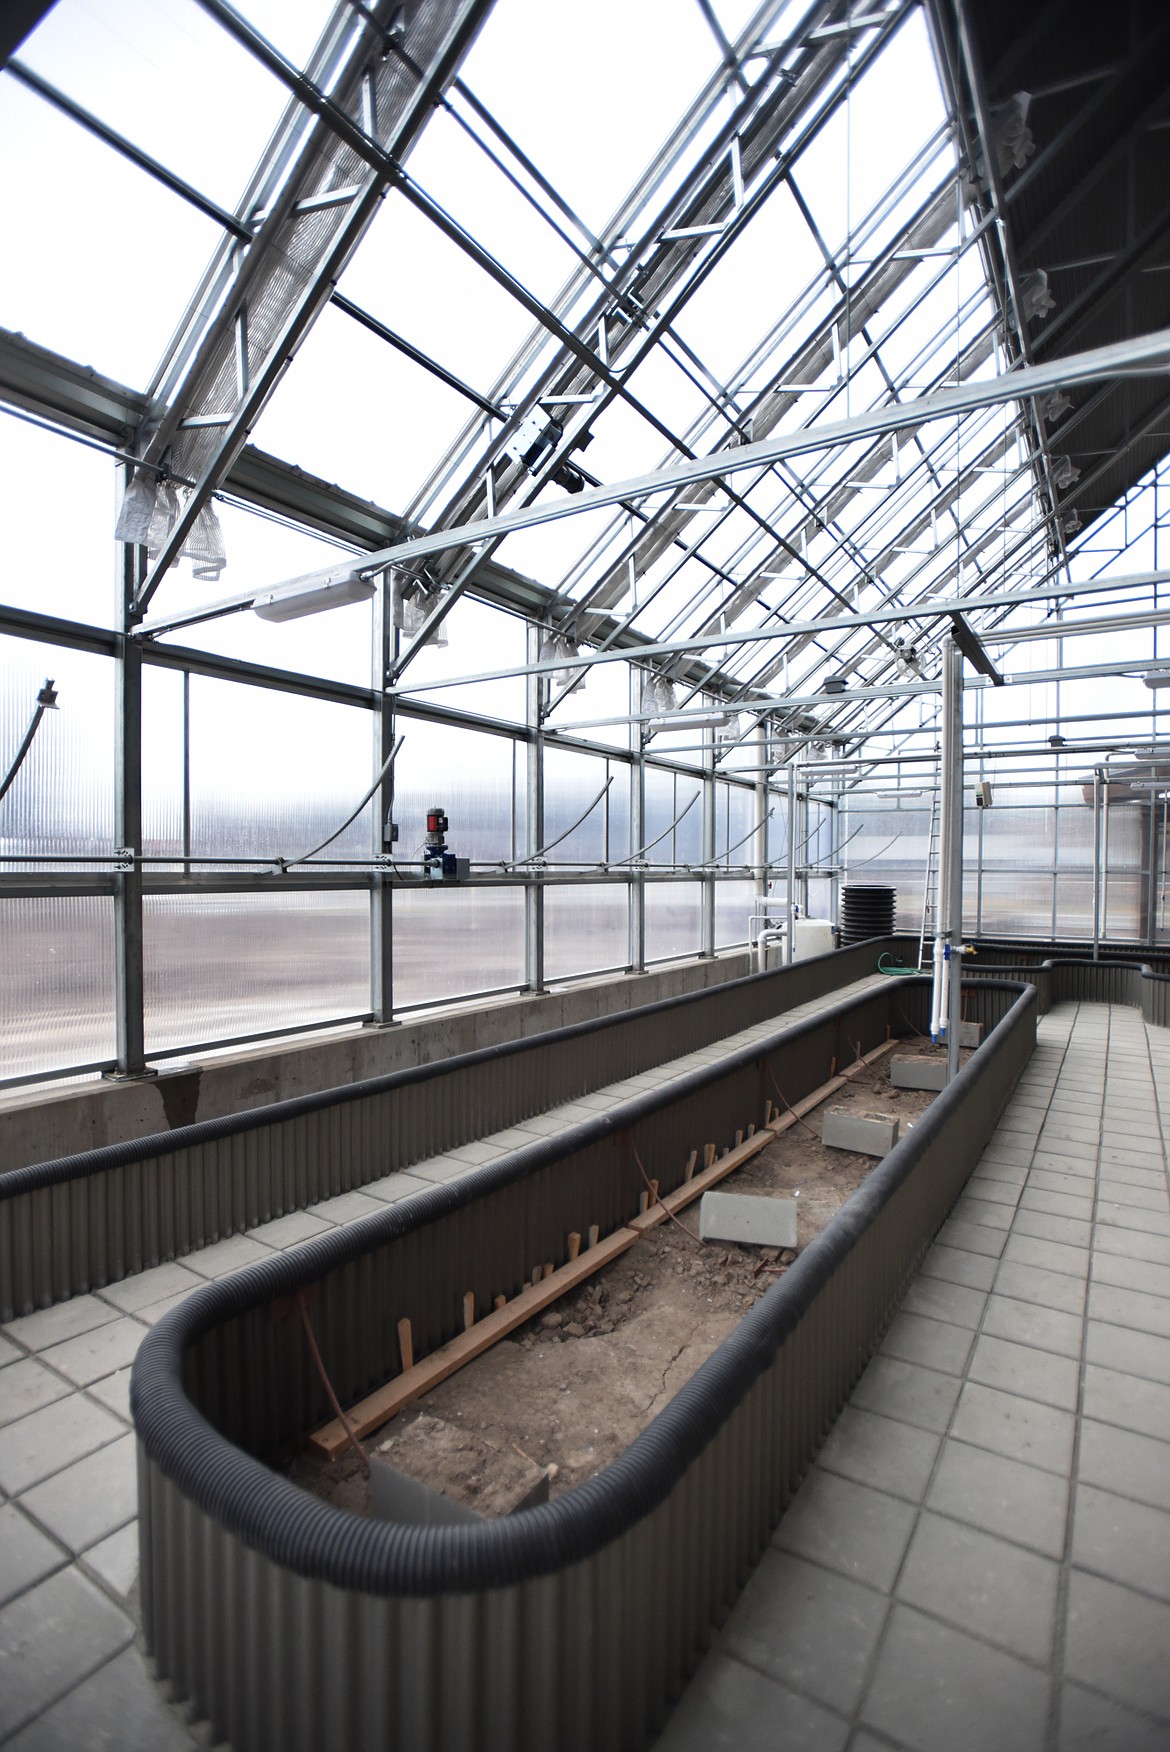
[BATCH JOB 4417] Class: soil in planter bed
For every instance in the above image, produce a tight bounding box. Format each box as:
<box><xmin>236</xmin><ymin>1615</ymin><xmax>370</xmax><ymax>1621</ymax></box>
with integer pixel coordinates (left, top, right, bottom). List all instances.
<box><xmin>288</xmin><ymin>1043</ymin><xmax>961</xmax><ymax>1519</ymax></box>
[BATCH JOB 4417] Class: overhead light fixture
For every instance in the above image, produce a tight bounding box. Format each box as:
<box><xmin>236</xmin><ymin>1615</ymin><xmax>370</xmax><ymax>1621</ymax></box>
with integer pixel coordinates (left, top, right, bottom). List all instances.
<box><xmin>1143</xmin><ymin>671</ymin><xmax>1170</xmax><ymax>691</ymax></box>
<box><xmin>648</xmin><ymin>711</ymin><xmax>733</xmax><ymax>732</ymax></box>
<box><xmin>253</xmin><ymin>567</ymin><xmax>375</xmax><ymax>621</ymax></box>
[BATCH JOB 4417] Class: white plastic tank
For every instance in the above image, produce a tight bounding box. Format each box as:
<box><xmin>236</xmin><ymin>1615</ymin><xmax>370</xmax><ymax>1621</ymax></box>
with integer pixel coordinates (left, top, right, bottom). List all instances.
<box><xmin>791</xmin><ymin>918</ymin><xmax>836</xmax><ymax>961</ymax></box>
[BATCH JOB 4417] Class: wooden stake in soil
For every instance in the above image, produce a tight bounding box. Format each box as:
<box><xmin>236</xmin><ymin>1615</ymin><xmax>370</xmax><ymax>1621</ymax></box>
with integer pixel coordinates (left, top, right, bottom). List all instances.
<box><xmin>309</xmin><ymin>1037</ymin><xmax>902</xmax><ymax>1459</ymax></box>
<box><xmin>397</xmin><ymin>1318</ymin><xmax>413</xmax><ymax>1374</ymax></box>
<box><xmin>567</xmin><ymin>1231</ymin><xmax>582</xmax><ymax>1261</ymax></box>
<box><xmin>684</xmin><ymin>1150</ymin><xmax>698</xmax><ymax>1183</ymax></box>
<box><xmin>493</xmin><ymin>1295</ymin><xmax>507</xmax><ymax>1312</ymax></box>
<box><xmin>463</xmin><ymin>1292</ymin><xmax>476</xmax><ymax>1332</ymax></box>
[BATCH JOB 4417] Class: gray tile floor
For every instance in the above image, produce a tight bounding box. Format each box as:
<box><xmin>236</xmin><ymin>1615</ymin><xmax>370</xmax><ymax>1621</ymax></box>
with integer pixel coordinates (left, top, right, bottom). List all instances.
<box><xmin>655</xmin><ymin>1002</ymin><xmax>1170</xmax><ymax>1752</ymax></box>
<box><xmin>1</xmin><ymin>995</ymin><xmax>1167</xmax><ymax>1749</ymax></box>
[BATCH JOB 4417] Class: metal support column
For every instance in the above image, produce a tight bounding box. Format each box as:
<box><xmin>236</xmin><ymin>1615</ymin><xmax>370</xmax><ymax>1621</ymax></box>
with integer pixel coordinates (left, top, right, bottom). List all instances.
<box><xmin>943</xmin><ymin>638</ymin><xmax>964</xmax><ymax>1083</ymax></box>
<box><xmin>369</xmin><ymin>572</ymin><xmax>395</xmax><ymax>1025</ymax></box>
<box><xmin>1101</xmin><ymin>769</ymin><xmax>1112</xmax><ymax>946</ymax></box>
<box><xmin>525</xmin><ymin>623</ymin><xmax>545</xmax><ymax>994</ymax></box>
<box><xmin>110</xmin><ymin>530</ymin><xmax>150</xmax><ymax>1079</ymax></box>
<box><xmin>1091</xmin><ymin>766</ymin><xmax>1103</xmax><ymax>960</ymax></box>
<box><xmin>700</xmin><ymin>729</ymin><xmax>716</xmax><ymax>959</ymax></box>
<box><xmin>785</xmin><ymin>761</ymin><xmax>797</xmax><ymax>966</ymax></box>
<box><xmin>755</xmin><ymin>720</ymin><xmax>770</xmax><ymax>922</ymax></box>
<box><xmin>629</xmin><ymin>670</ymin><xmax>646</xmax><ymax>975</ymax></box>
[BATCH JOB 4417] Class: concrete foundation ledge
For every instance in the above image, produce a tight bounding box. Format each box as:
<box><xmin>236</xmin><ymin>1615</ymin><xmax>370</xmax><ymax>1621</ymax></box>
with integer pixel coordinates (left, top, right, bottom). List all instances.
<box><xmin>0</xmin><ymin>937</ymin><xmax>916</xmax><ymax>1322</ymax></box>
<box><xmin>130</xmin><ymin>977</ymin><xmax>1036</xmax><ymax>1752</ymax></box>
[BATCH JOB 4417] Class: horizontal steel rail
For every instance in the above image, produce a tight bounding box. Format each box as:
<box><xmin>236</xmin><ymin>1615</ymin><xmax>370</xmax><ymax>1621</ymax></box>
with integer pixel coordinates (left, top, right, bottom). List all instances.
<box><xmin>0</xmin><ymin>937</ymin><xmax>915</xmax><ymax>1320</ymax></box>
<box><xmin>131</xmin><ymin>975</ymin><xmax>1037</xmax><ymax>1752</ymax></box>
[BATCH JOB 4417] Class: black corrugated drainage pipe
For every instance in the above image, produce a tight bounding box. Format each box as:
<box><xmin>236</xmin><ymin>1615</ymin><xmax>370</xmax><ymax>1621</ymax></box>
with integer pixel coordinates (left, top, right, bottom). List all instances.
<box><xmin>132</xmin><ymin>977</ymin><xmax>1036</xmax><ymax>1752</ymax></box>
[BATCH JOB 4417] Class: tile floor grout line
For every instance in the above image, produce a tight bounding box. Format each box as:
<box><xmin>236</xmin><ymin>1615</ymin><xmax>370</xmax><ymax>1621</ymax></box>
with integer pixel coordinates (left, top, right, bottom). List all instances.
<box><xmin>840</xmin><ymin>1002</ymin><xmax>1079</xmax><ymax>1746</ymax></box>
<box><xmin>1045</xmin><ymin>1001</ymin><xmax>1106</xmax><ymax>1752</ymax></box>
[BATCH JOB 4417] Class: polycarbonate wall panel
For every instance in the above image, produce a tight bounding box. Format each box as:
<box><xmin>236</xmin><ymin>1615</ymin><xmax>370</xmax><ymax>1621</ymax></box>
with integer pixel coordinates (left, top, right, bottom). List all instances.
<box><xmin>142</xmin><ymin>893</ymin><xmax>369</xmax><ymax>1054</ymax></box>
<box><xmin>1101</xmin><ymin>876</ymin><xmax>1142</xmax><ymax>940</ymax></box>
<box><xmin>975</xmin><ymin>873</ymin><xmax>1055</xmax><ymax>938</ymax></box>
<box><xmin>0</xmin><ymin>896</ymin><xmax>115</xmax><ymax>1079</ymax></box>
<box><xmin>717</xmin><ymin>784</ymin><xmax>755</xmax><ymax>865</ymax></box>
<box><xmin>542</xmin><ymin>748</ymin><xmax>625</xmax><ymax>867</ymax></box>
<box><xmin>544</xmin><ymin>883</ymin><xmax>629</xmax><ymax>982</ymax></box>
<box><xmin>714</xmin><ymin>880</ymin><xmax>756</xmax><ymax>948</ymax></box>
<box><xmin>141</xmin><ymin>665</ymin><xmax>185</xmax><ymax>857</ymax></box>
<box><xmin>395</xmin><ymin>722</ymin><xmax>517</xmax><ymax>865</ymax></box>
<box><xmin>645</xmin><ymin>883</ymin><xmax>701</xmax><ymax>963</ymax></box>
<box><xmin>644</xmin><ymin>767</ymin><xmax>702</xmax><ymax>866</ymax></box>
<box><xmin>1055</xmin><ymin>876</ymin><xmax>1095</xmax><ymax>938</ymax></box>
<box><xmin>186</xmin><ymin>680</ymin><xmax>373</xmax><ymax>866</ymax></box>
<box><xmin>0</xmin><ymin>638</ymin><xmax>114</xmax><ymax>861</ymax></box>
<box><xmin>393</xmin><ymin>885</ymin><xmax>524</xmax><ymax>1010</ymax></box>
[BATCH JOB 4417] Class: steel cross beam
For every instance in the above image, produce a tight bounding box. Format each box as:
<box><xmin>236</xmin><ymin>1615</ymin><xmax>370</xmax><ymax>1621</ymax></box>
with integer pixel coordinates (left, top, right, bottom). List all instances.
<box><xmin>376</xmin><ymin>568</ymin><xmax>1170</xmax><ymax>697</ymax></box>
<box><xmin>233</xmin><ymin>325</ymin><xmax>1170</xmax><ymax>604</ymax></box>
<box><xmin>128</xmin><ymin>0</ymin><xmax>492</xmax><ymax>621</ymax></box>
<box><xmin>385</xmin><ymin>0</ymin><xmax>896</xmax><ymax>674</ymax></box>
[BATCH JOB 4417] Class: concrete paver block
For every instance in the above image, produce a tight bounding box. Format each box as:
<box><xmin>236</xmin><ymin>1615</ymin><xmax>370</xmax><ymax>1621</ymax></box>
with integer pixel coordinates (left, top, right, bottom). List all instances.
<box><xmin>40</xmin><ymin>1318</ymin><xmax>145</xmax><ymax>1388</ymax></box>
<box><xmin>958</xmin><ymin>1020</ymin><xmax>984</xmax><ymax>1047</ymax></box>
<box><xmin>2</xmin><ymin>1297</ymin><xmax>119</xmax><ymax>1356</ymax></box>
<box><xmin>0</xmin><ymin>1360</ymin><xmax>70</xmax><ymax>1428</ymax></box>
<box><xmin>0</xmin><ymin>1568</ymin><xmax>133</xmax><ymax>1739</ymax></box>
<box><xmin>822</xmin><ymin>1108</ymin><xmax>898</xmax><ymax>1156</ymax></box>
<box><xmin>891</xmin><ymin>1056</ymin><xmax>947</xmax><ymax>1091</ymax></box>
<box><xmin>21</xmin><ymin>1431</ymin><xmax>137</xmax><ymax>1556</ymax></box>
<box><xmin>0</xmin><ymin>1503</ymin><xmax>67</xmax><ymax>1609</ymax></box>
<box><xmin>0</xmin><ymin>1397</ymin><xmax>125</xmax><ymax>1496</ymax></box>
<box><xmin>2</xmin><ymin>1643</ymin><xmax>198</xmax><ymax>1752</ymax></box>
<box><xmin>699</xmin><ymin>1191</ymin><xmax>797</xmax><ymax>1249</ymax></box>
<box><xmin>895</xmin><ymin>1510</ymin><xmax>1060</xmax><ymax>1664</ymax></box>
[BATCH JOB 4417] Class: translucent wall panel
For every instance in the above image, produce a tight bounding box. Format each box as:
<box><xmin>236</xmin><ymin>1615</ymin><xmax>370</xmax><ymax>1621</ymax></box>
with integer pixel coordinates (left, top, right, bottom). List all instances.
<box><xmin>0</xmin><ymin>896</ymin><xmax>115</xmax><ymax>1079</ymax></box>
<box><xmin>1101</xmin><ymin>877</ymin><xmax>1143</xmax><ymax>942</ymax></box>
<box><xmin>141</xmin><ymin>665</ymin><xmax>184</xmax><ymax>857</ymax></box>
<box><xmin>543</xmin><ymin>748</ymin><xmax>624</xmax><ymax>866</ymax></box>
<box><xmin>395</xmin><ymin>723</ymin><xmax>516</xmax><ymax>864</ymax></box>
<box><xmin>717</xmin><ymin>784</ymin><xmax>755</xmax><ymax>865</ymax></box>
<box><xmin>1055</xmin><ymin>876</ymin><xmax>1095</xmax><ymax>938</ymax></box>
<box><xmin>975</xmin><ymin>873</ymin><xmax>1055</xmax><ymax>938</ymax></box>
<box><xmin>979</xmin><ymin>802</ymin><xmax>1057</xmax><ymax>868</ymax></box>
<box><xmin>143</xmin><ymin>893</ymin><xmax>369</xmax><ymax>1054</ymax></box>
<box><xmin>0</xmin><ymin>638</ymin><xmax>114</xmax><ymax>861</ymax></box>
<box><xmin>644</xmin><ymin>768</ymin><xmax>701</xmax><ymax>866</ymax></box>
<box><xmin>544</xmin><ymin>883</ymin><xmax>628</xmax><ymax>983</ymax></box>
<box><xmin>714</xmin><ymin>881</ymin><xmax>756</xmax><ymax>948</ymax></box>
<box><xmin>645</xmin><ymin>883</ymin><xmax>701</xmax><ymax>963</ymax></box>
<box><xmin>187</xmin><ymin>680</ymin><xmax>372</xmax><ymax>865</ymax></box>
<box><xmin>393</xmin><ymin>886</ymin><xmax>524</xmax><ymax>1011</ymax></box>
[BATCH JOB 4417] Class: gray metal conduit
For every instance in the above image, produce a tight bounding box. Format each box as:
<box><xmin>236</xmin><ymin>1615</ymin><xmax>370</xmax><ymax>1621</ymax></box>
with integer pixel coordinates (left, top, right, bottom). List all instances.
<box><xmin>131</xmin><ymin>976</ymin><xmax>1037</xmax><ymax>1752</ymax></box>
<box><xmin>0</xmin><ymin>935</ymin><xmax>917</xmax><ymax>1320</ymax></box>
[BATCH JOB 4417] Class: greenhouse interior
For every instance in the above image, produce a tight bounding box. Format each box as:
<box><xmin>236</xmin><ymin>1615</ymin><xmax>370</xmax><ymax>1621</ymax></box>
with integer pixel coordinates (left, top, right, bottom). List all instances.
<box><xmin>2</xmin><ymin>1</ymin><xmax>1170</xmax><ymax>1749</ymax></box>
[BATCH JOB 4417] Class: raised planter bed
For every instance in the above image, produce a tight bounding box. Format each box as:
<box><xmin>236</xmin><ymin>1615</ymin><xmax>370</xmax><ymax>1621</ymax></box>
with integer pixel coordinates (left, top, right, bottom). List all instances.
<box><xmin>131</xmin><ymin>976</ymin><xmax>1035</xmax><ymax>1752</ymax></box>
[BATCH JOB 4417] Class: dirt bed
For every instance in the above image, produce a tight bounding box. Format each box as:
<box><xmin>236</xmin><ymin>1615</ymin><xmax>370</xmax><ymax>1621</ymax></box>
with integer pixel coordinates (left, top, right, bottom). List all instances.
<box><xmin>288</xmin><ymin>1041</ymin><xmax>958</xmax><ymax>1519</ymax></box>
